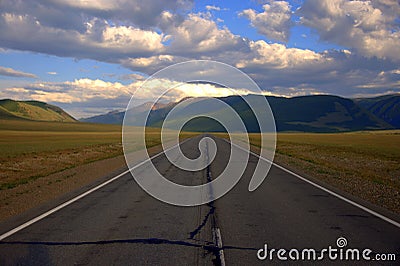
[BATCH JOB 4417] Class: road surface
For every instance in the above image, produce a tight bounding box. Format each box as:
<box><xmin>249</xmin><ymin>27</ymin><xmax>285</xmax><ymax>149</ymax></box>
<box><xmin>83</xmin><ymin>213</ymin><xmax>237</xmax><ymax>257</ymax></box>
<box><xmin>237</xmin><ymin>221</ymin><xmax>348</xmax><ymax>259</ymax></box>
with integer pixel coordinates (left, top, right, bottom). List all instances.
<box><xmin>0</xmin><ymin>135</ymin><xmax>399</xmax><ymax>265</ymax></box>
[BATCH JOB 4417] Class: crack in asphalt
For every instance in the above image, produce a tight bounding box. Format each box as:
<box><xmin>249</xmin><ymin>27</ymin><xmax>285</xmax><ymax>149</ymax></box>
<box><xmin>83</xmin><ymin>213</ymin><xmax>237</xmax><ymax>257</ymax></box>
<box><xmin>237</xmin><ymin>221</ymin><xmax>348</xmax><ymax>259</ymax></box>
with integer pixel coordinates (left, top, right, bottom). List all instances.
<box><xmin>0</xmin><ymin>239</ymin><xmax>258</xmax><ymax>252</ymax></box>
<box><xmin>189</xmin><ymin>202</ymin><xmax>215</xmax><ymax>239</ymax></box>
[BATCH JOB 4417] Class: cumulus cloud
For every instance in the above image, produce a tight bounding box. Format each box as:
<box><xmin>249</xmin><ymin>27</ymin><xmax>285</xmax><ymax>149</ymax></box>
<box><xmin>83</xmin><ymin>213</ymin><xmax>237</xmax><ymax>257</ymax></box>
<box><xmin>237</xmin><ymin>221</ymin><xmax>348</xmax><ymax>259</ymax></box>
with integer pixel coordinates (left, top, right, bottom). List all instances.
<box><xmin>3</xmin><ymin>78</ymin><xmax>258</xmax><ymax>103</ymax></box>
<box><xmin>117</xmin><ymin>12</ymin><xmax>250</xmax><ymax>72</ymax></box>
<box><xmin>0</xmin><ymin>0</ymin><xmax>194</xmax><ymax>63</ymax></box>
<box><xmin>0</xmin><ymin>13</ymin><xmax>166</xmax><ymax>61</ymax></box>
<box><xmin>236</xmin><ymin>40</ymin><xmax>327</xmax><ymax>69</ymax></box>
<box><xmin>0</xmin><ymin>7</ymin><xmax>245</xmax><ymax>67</ymax></box>
<box><xmin>122</xmin><ymin>55</ymin><xmax>177</xmax><ymax>71</ymax></box>
<box><xmin>161</xmin><ymin>12</ymin><xmax>248</xmax><ymax>56</ymax></box>
<box><xmin>299</xmin><ymin>0</ymin><xmax>400</xmax><ymax>60</ymax></box>
<box><xmin>130</xmin><ymin>78</ymin><xmax>260</xmax><ymax>102</ymax></box>
<box><xmin>100</xmin><ymin>24</ymin><xmax>165</xmax><ymax>52</ymax></box>
<box><xmin>0</xmin><ymin>79</ymin><xmax>132</xmax><ymax>104</ymax></box>
<box><xmin>0</xmin><ymin>66</ymin><xmax>37</xmax><ymax>78</ymax></box>
<box><xmin>238</xmin><ymin>47</ymin><xmax>400</xmax><ymax>97</ymax></box>
<box><xmin>240</xmin><ymin>1</ymin><xmax>293</xmax><ymax>42</ymax></box>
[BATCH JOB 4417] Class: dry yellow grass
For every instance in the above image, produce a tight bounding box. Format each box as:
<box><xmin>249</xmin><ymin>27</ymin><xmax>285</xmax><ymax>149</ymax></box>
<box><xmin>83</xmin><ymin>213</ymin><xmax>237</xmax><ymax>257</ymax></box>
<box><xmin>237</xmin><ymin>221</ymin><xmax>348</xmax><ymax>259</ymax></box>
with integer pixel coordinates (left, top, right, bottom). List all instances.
<box><xmin>249</xmin><ymin>131</ymin><xmax>400</xmax><ymax>214</ymax></box>
<box><xmin>0</xmin><ymin>120</ymin><xmax>199</xmax><ymax>191</ymax></box>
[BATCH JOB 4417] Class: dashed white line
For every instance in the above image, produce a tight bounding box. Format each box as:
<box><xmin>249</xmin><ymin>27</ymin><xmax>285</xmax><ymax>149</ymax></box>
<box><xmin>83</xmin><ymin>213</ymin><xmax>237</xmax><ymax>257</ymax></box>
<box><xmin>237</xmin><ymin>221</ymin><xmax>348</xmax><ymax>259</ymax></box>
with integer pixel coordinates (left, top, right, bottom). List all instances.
<box><xmin>214</xmin><ymin>227</ymin><xmax>226</xmax><ymax>266</ymax></box>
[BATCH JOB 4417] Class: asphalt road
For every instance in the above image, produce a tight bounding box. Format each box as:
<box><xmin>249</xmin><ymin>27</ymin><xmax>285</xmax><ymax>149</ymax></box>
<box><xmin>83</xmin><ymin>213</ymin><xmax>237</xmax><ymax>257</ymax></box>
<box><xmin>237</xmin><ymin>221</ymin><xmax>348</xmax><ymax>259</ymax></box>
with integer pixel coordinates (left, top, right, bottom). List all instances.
<box><xmin>0</xmin><ymin>135</ymin><xmax>399</xmax><ymax>265</ymax></box>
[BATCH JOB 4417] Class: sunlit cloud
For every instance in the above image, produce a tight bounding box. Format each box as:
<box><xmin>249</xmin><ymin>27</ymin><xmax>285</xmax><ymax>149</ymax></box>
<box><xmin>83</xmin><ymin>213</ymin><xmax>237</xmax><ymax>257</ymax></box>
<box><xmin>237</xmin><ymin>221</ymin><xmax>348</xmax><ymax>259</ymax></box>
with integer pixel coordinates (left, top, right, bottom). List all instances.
<box><xmin>239</xmin><ymin>1</ymin><xmax>293</xmax><ymax>42</ymax></box>
<box><xmin>299</xmin><ymin>0</ymin><xmax>400</xmax><ymax>60</ymax></box>
<box><xmin>0</xmin><ymin>66</ymin><xmax>37</xmax><ymax>78</ymax></box>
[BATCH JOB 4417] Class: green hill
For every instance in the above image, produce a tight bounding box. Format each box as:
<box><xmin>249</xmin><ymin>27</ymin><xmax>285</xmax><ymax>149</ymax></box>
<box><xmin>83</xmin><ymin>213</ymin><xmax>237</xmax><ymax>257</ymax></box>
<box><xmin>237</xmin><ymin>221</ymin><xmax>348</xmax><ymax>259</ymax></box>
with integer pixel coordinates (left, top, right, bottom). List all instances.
<box><xmin>265</xmin><ymin>95</ymin><xmax>390</xmax><ymax>132</ymax></box>
<box><xmin>0</xmin><ymin>99</ymin><xmax>76</xmax><ymax>122</ymax></box>
<box><xmin>355</xmin><ymin>94</ymin><xmax>400</xmax><ymax>128</ymax></box>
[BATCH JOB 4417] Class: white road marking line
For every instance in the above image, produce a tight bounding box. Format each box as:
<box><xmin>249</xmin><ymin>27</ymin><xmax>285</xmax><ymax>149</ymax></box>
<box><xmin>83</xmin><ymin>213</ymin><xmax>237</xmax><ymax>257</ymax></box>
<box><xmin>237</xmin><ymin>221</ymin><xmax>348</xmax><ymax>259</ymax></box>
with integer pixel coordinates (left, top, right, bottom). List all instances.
<box><xmin>0</xmin><ymin>138</ymin><xmax>191</xmax><ymax>241</ymax></box>
<box><xmin>225</xmin><ymin>139</ymin><xmax>400</xmax><ymax>229</ymax></box>
<box><xmin>0</xmin><ymin>169</ymin><xmax>129</xmax><ymax>241</ymax></box>
<box><xmin>215</xmin><ymin>228</ymin><xmax>226</xmax><ymax>266</ymax></box>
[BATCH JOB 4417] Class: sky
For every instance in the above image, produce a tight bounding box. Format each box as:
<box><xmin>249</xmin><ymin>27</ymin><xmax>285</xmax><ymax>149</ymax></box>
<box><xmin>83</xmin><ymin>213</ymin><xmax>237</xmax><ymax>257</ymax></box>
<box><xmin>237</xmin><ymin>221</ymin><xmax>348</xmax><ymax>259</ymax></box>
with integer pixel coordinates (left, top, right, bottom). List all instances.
<box><xmin>0</xmin><ymin>0</ymin><xmax>399</xmax><ymax>118</ymax></box>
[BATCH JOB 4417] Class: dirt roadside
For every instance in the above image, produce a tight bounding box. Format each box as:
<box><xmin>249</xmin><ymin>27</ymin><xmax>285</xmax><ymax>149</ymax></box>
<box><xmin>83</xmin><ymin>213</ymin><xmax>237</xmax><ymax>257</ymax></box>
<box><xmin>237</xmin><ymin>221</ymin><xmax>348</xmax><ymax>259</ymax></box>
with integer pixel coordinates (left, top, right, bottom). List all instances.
<box><xmin>0</xmin><ymin>144</ymin><xmax>167</xmax><ymax>223</ymax></box>
<box><xmin>0</xmin><ymin>155</ymin><xmax>126</xmax><ymax>223</ymax></box>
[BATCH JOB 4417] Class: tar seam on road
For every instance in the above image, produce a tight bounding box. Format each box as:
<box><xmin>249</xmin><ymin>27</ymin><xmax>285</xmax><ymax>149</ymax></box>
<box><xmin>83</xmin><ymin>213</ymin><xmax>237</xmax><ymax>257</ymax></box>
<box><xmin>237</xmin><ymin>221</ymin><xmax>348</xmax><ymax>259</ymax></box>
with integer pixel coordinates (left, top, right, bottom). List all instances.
<box><xmin>0</xmin><ymin>138</ymin><xmax>192</xmax><ymax>241</ymax></box>
<box><xmin>224</xmin><ymin>139</ymin><xmax>400</xmax><ymax>229</ymax></box>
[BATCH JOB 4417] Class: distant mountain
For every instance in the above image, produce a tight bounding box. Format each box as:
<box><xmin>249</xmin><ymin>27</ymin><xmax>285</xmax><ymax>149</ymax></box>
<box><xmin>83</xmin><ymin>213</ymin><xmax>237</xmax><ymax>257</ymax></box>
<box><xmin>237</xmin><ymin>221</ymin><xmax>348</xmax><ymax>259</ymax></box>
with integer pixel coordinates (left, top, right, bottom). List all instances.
<box><xmin>80</xmin><ymin>101</ymin><xmax>171</xmax><ymax>124</ymax></box>
<box><xmin>355</xmin><ymin>94</ymin><xmax>400</xmax><ymax>128</ymax></box>
<box><xmin>266</xmin><ymin>95</ymin><xmax>390</xmax><ymax>132</ymax></box>
<box><xmin>0</xmin><ymin>99</ymin><xmax>76</xmax><ymax>122</ymax></box>
<box><xmin>80</xmin><ymin>110</ymin><xmax>125</xmax><ymax>124</ymax></box>
<box><xmin>81</xmin><ymin>94</ymin><xmax>394</xmax><ymax>132</ymax></box>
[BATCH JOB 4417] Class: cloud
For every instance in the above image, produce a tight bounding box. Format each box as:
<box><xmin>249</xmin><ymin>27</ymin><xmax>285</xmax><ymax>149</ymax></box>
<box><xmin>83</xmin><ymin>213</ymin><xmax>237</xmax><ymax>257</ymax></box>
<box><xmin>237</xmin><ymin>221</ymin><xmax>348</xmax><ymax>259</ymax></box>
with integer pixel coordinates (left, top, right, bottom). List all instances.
<box><xmin>299</xmin><ymin>0</ymin><xmax>400</xmax><ymax>60</ymax></box>
<box><xmin>1</xmin><ymin>86</ymin><xmax>81</xmax><ymax>103</ymax></box>
<box><xmin>161</xmin><ymin>12</ymin><xmax>248</xmax><ymax>56</ymax></box>
<box><xmin>0</xmin><ymin>9</ymin><xmax>250</xmax><ymax>74</ymax></box>
<box><xmin>0</xmin><ymin>0</ymin><xmax>194</xmax><ymax>30</ymax></box>
<box><xmin>120</xmin><ymin>54</ymin><xmax>189</xmax><ymax>74</ymax></box>
<box><xmin>12</xmin><ymin>78</ymin><xmax>258</xmax><ymax>103</ymax></box>
<box><xmin>100</xmin><ymin>24</ymin><xmax>165</xmax><ymax>52</ymax></box>
<box><xmin>129</xmin><ymin>78</ymin><xmax>262</xmax><ymax>101</ymax></box>
<box><xmin>119</xmin><ymin>73</ymin><xmax>147</xmax><ymax>81</ymax></box>
<box><xmin>0</xmin><ymin>78</ymin><xmax>132</xmax><ymax>104</ymax></box>
<box><xmin>120</xmin><ymin>12</ymin><xmax>250</xmax><ymax>71</ymax></box>
<box><xmin>239</xmin><ymin>1</ymin><xmax>293</xmax><ymax>42</ymax></box>
<box><xmin>237</xmin><ymin>47</ymin><xmax>400</xmax><ymax>97</ymax></box>
<box><xmin>0</xmin><ymin>66</ymin><xmax>37</xmax><ymax>78</ymax></box>
<box><xmin>123</xmin><ymin>55</ymin><xmax>176</xmax><ymax>70</ymax></box>
<box><xmin>0</xmin><ymin>13</ymin><xmax>167</xmax><ymax>61</ymax></box>
<box><xmin>47</xmin><ymin>72</ymin><xmax>57</xmax><ymax>75</ymax></box>
<box><xmin>236</xmin><ymin>40</ymin><xmax>327</xmax><ymax>69</ymax></box>
<box><xmin>0</xmin><ymin>0</ymin><xmax>398</xmax><ymax>102</ymax></box>
<box><xmin>206</xmin><ymin>5</ymin><xmax>221</xmax><ymax>11</ymax></box>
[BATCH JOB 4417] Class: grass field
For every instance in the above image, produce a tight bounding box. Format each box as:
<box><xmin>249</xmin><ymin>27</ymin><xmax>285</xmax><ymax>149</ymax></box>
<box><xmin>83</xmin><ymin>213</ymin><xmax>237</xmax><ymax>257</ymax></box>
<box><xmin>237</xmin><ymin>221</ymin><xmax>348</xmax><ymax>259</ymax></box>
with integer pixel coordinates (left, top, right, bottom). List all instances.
<box><xmin>0</xmin><ymin>120</ymin><xmax>121</xmax><ymax>190</ymax></box>
<box><xmin>248</xmin><ymin>131</ymin><xmax>400</xmax><ymax>214</ymax></box>
<box><xmin>0</xmin><ymin>119</ymin><xmax>198</xmax><ymax>191</ymax></box>
<box><xmin>0</xmin><ymin>119</ymin><xmax>122</xmax><ymax>157</ymax></box>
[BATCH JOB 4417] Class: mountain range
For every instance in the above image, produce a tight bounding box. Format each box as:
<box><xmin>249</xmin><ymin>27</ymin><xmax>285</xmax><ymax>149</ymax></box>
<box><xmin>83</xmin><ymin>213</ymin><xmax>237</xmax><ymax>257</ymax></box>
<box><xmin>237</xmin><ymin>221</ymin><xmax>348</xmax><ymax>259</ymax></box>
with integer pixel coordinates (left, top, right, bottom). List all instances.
<box><xmin>81</xmin><ymin>94</ymin><xmax>400</xmax><ymax>132</ymax></box>
<box><xmin>355</xmin><ymin>94</ymin><xmax>400</xmax><ymax>128</ymax></box>
<box><xmin>1</xmin><ymin>94</ymin><xmax>398</xmax><ymax>133</ymax></box>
